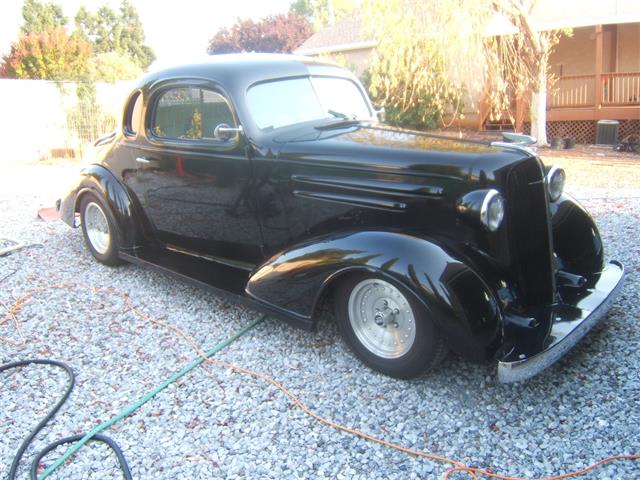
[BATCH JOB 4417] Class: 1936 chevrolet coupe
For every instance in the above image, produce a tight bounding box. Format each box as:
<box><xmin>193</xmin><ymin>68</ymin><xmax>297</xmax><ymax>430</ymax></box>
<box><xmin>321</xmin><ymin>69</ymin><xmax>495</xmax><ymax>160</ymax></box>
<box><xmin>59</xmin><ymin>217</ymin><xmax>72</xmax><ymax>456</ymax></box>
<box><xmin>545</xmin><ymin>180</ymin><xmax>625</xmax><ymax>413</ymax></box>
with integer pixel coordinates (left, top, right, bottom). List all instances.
<box><xmin>58</xmin><ymin>54</ymin><xmax>624</xmax><ymax>382</ymax></box>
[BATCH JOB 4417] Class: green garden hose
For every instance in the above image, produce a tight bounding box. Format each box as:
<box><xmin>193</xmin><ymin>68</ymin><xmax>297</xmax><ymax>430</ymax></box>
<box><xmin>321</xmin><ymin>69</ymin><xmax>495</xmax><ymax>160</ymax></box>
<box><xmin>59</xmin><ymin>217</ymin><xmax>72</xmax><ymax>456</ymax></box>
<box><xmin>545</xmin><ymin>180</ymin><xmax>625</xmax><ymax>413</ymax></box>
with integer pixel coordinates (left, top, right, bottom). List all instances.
<box><xmin>2</xmin><ymin>314</ymin><xmax>266</xmax><ymax>480</ymax></box>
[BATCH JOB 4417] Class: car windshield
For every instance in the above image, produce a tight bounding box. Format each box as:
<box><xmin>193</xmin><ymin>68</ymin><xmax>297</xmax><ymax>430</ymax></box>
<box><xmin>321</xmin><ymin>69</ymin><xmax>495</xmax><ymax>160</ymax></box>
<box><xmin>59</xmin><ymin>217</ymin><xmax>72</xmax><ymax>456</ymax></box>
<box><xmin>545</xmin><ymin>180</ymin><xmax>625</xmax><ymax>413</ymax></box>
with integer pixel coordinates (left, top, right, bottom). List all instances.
<box><xmin>247</xmin><ymin>76</ymin><xmax>373</xmax><ymax>130</ymax></box>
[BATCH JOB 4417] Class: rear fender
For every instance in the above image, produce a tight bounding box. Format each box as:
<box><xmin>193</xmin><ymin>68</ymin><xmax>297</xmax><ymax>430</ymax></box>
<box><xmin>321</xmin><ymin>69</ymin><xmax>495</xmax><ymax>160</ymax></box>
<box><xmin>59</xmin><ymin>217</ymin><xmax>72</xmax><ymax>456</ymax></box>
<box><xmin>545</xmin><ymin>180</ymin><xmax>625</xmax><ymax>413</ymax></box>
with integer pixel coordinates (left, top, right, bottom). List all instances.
<box><xmin>69</xmin><ymin>164</ymin><xmax>145</xmax><ymax>249</ymax></box>
<box><xmin>247</xmin><ymin>231</ymin><xmax>502</xmax><ymax>362</ymax></box>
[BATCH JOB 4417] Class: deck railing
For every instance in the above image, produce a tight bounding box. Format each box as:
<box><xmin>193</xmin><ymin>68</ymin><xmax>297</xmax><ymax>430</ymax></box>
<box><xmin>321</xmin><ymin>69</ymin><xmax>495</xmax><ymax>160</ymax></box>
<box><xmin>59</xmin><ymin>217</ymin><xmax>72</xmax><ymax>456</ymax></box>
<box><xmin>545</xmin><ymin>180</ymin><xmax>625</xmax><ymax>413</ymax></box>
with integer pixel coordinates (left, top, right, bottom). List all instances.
<box><xmin>548</xmin><ymin>74</ymin><xmax>595</xmax><ymax>107</ymax></box>
<box><xmin>602</xmin><ymin>72</ymin><xmax>640</xmax><ymax>106</ymax></box>
<box><xmin>549</xmin><ymin>72</ymin><xmax>640</xmax><ymax>108</ymax></box>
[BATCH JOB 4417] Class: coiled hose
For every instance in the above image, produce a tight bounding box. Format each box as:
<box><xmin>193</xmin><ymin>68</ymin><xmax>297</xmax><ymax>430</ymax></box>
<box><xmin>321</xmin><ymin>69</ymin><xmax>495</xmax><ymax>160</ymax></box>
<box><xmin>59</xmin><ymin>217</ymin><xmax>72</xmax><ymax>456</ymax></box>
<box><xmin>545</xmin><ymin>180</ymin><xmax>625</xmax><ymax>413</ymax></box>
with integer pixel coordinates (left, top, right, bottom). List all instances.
<box><xmin>2</xmin><ymin>314</ymin><xmax>265</xmax><ymax>480</ymax></box>
<box><xmin>1</xmin><ymin>359</ymin><xmax>132</xmax><ymax>480</ymax></box>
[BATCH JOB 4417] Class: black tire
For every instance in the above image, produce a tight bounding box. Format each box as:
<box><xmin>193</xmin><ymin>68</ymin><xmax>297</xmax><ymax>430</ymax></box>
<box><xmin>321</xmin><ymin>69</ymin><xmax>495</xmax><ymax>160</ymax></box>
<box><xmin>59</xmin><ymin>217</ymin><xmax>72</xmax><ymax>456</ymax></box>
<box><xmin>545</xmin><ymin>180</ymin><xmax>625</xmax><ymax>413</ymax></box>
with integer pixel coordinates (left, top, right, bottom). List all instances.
<box><xmin>334</xmin><ymin>273</ymin><xmax>447</xmax><ymax>379</ymax></box>
<box><xmin>79</xmin><ymin>192</ymin><xmax>123</xmax><ymax>266</ymax></box>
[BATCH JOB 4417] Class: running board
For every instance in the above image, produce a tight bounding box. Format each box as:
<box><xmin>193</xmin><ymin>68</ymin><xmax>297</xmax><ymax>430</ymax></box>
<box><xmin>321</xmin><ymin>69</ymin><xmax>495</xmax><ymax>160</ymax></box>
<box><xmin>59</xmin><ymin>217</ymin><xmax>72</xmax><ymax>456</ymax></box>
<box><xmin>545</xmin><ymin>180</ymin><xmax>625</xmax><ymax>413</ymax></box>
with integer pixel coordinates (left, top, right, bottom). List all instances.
<box><xmin>120</xmin><ymin>248</ymin><xmax>314</xmax><ymax>331</ymax></box>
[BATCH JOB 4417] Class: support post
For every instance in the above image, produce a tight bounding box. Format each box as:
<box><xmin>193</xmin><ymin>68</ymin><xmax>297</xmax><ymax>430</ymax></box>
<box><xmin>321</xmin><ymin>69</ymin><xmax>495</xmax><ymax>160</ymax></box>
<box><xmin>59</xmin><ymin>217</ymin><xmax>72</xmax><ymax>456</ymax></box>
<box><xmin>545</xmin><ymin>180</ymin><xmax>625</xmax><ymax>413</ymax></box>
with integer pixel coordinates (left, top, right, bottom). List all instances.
<box><xmin>595</xmin><ymin>24</ymin><xmax>603</xmax><ymax>109</ymax></box>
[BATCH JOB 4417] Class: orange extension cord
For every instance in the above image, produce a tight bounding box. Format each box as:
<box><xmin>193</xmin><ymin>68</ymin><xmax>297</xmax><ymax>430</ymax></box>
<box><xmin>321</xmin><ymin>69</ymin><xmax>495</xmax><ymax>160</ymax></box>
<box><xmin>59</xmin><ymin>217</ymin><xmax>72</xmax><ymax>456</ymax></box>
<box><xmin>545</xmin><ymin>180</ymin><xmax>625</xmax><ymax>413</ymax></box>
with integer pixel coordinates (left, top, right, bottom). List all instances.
<box><xmin>1</xmin><ymin>282</ymin><xmax>638</xmax><ymax>480</ymax></box>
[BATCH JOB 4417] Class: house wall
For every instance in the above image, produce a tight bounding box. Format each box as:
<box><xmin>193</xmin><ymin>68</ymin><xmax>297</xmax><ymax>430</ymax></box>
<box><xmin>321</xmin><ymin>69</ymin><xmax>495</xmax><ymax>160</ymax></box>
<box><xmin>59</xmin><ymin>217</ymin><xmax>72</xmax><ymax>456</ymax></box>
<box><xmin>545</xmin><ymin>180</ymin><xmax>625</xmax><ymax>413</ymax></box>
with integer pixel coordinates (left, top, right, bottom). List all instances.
<box><xmin>549</xmin><ymin>27</ymin><xmax>596</xmax><ymax>76</ymax></box>
<box><xmin>618</xmin><ymin>22</ymin><xmax>640</xmax><ymax>72</ymax></box>
<box><xmin>549</xmin><ymin>23</ymin><xmax>640</xmax><ymax>75</ymax></box>
<box><xmin>343</xmin><ymin>48</ymin><xmax>374</xmax><ymax>76</ymax></box>
<box><xmin>318</xmin><ymin>47</ymin><xmax>374</xmax><ymax>77</ymax></box>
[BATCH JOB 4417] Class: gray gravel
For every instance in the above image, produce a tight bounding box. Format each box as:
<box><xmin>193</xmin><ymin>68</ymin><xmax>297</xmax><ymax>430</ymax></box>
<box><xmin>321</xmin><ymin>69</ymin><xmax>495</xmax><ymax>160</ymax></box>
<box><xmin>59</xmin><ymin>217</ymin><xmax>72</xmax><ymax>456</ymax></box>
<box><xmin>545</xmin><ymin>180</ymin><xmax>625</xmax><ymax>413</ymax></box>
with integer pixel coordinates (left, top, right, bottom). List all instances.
<box><xmin>1</xmin><ymin>158</ymin><xmax>639</xmax><ymax>480</ymax></box>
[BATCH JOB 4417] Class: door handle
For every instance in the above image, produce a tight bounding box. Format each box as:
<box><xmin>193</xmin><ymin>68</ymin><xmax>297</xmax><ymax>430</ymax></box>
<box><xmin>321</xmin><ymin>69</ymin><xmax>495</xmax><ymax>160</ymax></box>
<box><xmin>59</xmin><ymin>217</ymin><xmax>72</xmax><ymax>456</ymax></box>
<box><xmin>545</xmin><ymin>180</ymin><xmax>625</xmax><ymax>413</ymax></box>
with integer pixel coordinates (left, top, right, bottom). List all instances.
<box><xmin>136</xmin><ymin>157</ymin><xmax>151</xmax><ymax>164</ymax></box>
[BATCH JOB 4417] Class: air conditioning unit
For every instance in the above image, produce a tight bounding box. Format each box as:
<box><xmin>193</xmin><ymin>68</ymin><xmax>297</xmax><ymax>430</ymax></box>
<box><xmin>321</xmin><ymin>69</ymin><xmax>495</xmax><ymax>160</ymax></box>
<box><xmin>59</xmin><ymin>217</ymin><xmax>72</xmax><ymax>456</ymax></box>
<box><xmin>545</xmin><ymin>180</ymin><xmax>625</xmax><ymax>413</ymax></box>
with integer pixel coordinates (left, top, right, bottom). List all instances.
<box><xmin>596</xmin><ymin>120</ymin><xmax>619</xmax><ymax>146</ymax></box>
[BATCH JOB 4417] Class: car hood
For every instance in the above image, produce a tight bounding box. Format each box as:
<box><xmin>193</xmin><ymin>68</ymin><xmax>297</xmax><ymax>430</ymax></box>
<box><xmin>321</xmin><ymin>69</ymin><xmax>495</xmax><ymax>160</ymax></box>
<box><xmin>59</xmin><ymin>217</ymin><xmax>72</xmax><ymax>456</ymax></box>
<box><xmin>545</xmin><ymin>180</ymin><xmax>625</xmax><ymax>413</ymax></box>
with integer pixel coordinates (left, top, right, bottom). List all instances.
<box><xmin>273</xmin><ymin>123</ymin><xmax>528</xmax><ymax>183</ymax></box>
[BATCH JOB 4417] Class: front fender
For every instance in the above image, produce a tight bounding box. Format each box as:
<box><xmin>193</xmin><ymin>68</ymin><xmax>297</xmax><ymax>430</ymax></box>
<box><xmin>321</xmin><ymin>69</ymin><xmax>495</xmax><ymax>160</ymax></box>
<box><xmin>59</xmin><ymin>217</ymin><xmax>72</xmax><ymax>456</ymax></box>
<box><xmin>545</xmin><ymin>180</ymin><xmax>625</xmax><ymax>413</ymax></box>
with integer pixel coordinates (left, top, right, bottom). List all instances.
<box><xmin>551</xmin><ymin>193</ymin><xmax>604</xmax><ymax>277</ymax></box>
<box><xmin>247</xmin><ymin>231</ymin><xmax>502</xmax><ymax>362</ymax></box>
<box><xmin>59</xmin><ymin>164</ymin><xmax>144</xmax><ymax>249</ymax></box>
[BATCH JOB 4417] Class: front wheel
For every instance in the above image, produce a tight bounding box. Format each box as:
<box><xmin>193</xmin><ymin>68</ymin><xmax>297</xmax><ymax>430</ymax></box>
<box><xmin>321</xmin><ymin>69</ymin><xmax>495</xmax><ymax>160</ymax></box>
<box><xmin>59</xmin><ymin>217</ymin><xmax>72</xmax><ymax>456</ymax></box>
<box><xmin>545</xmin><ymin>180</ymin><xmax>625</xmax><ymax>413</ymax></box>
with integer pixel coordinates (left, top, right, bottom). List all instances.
<box><xmin>79</xmin><ymin>192</ymin><xmax>123</xmax><ymax>266</ymax></box>
<box><xmin>335</xmin><ymin>274</ymin><xmax>447</xmax><ymax>379</ymax></box>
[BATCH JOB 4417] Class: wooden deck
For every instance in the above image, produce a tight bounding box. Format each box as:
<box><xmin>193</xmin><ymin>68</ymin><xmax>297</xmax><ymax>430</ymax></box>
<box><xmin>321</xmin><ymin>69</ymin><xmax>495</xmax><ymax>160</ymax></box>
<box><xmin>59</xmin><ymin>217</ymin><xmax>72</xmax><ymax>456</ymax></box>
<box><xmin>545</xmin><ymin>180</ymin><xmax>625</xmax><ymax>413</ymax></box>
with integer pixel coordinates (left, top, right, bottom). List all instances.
<box><xmin>480</xmin><ymin>23</ymin><xmax>640</xmax><ymax>132</ymax></box>
<box><xmin>547</xmin><ymin>72</ymin><xmax>640</xmax><ymax>122</ymax></box>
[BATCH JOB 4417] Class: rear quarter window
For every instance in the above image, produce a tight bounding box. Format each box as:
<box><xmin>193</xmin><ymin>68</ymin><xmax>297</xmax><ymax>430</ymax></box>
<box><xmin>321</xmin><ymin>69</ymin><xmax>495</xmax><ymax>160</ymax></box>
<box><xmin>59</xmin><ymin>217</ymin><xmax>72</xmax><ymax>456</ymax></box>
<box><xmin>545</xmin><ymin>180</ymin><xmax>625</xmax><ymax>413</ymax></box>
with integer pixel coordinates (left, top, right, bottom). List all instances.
<box><xmin>124</xmin><ymin>91</ymin><xmax>143</xmax><ymax>136</ymax></box>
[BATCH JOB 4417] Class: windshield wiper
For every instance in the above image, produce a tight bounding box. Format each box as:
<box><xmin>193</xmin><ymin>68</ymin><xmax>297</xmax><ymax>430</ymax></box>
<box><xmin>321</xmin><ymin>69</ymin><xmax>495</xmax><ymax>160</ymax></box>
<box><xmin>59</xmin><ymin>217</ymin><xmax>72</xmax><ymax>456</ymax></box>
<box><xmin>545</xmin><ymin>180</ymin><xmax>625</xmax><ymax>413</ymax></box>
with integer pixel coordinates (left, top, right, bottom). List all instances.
<box><xmin>316</xmin><ymin>110</ymin><xmax>362</xmax><ymax>130</ymax></box>
<box><xmin>315</xmin><ymin>118</ymin><xmax>362</xmax><ymax>130</ymax></box>
<box><xmin>328</xmin><ymin>109</ymin><xmax>356</xmax><ymax>120</ymax></box>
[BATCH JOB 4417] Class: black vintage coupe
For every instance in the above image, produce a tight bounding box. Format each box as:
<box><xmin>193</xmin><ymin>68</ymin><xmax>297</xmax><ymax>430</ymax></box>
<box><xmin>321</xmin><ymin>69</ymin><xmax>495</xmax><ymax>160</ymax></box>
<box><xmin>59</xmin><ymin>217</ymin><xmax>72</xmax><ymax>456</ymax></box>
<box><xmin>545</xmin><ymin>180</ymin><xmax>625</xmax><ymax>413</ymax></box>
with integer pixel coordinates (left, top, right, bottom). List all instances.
<box><xmin>59</xmin><ymin>54</ymin><xmax>624</xmax><ymax>382</ymax></box>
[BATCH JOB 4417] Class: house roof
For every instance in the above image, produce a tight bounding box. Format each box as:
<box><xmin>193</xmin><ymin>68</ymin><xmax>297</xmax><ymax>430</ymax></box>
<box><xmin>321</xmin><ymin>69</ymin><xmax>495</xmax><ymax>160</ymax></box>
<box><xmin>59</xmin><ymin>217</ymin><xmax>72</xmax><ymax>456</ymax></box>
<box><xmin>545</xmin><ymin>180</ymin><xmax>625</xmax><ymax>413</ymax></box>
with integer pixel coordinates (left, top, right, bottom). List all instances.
<box><xmin>486</xmin><ymin>0</ymin><xmax>640</xmax><ymax>35</ymax></box>
<box><xmin>295</xmin><ymin>0</ymin><xmax>640</xmax><ymax>54</ymax></box>
<box><xmin>295</xmin><ymin>14</ymin><xmax>374</xmax><ymax>55</ymax></box>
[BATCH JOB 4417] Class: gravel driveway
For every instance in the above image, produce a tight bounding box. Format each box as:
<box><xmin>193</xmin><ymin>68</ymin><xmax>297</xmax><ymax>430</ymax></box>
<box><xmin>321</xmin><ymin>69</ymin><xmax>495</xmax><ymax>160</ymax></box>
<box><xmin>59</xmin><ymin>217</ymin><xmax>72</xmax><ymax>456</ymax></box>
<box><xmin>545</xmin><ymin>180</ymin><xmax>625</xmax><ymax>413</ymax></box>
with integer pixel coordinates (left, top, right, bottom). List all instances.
<box><xmin>1</xmin><ymin>155</ymin><xmax>639</xmax><ymax>479</ymax></box>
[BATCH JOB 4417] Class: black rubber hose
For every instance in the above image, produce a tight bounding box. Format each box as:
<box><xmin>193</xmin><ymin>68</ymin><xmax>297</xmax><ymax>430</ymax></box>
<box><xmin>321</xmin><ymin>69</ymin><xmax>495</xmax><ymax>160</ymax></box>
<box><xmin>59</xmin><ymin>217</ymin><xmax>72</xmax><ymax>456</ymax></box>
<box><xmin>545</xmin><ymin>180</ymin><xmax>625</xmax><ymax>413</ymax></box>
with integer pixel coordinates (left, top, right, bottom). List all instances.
<box><xmin>1</xmin><ymin>359</ymin><xmax>74</xmax><ymax>479</ymax></box>
<box><xmin>1</xmin><ymin>359</ymin><xmax>132</xmax><ymax>480</ymax></box>
<box><xmin>28</xmin><ymin>434</ymin><xmax>132</xmax><ymax>480</ymax></box>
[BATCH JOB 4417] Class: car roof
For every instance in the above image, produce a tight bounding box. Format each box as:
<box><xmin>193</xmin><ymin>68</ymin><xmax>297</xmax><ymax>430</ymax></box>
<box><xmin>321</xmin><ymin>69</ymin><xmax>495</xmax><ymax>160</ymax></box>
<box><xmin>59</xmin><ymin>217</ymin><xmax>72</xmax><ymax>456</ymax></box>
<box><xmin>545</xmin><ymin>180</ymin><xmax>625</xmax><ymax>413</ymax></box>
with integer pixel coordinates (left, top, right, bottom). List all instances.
<box><xmin>136</xmin><ymin>53</ymin><xmax>354</xmax><ymax>93</ymax></box>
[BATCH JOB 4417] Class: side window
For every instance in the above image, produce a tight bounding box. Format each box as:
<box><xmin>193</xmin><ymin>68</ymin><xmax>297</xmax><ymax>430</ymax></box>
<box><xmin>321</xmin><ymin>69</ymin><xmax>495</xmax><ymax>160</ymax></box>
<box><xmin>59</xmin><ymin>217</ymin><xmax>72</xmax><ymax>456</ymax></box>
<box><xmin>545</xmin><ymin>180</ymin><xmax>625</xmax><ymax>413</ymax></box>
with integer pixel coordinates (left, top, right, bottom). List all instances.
<box><xmin>124</xmin><ymin>91</ymin><xmax>143</xmax><ymax>136</ymax></box>
<box><xmin>152</xmin><ymin>87</ymin><xmax>235</xmax><ymax>140</ymax></box>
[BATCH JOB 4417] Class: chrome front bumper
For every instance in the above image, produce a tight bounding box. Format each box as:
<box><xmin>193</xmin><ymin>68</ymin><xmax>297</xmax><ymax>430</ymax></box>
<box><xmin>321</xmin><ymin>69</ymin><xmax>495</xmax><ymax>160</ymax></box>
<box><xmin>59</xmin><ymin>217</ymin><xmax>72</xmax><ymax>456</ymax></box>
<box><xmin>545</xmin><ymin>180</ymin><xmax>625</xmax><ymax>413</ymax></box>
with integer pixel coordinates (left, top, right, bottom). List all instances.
<box><xmin>498</xmin><ymin>261</ymin><xmax>625</xmax><ymax>383</ymax></box>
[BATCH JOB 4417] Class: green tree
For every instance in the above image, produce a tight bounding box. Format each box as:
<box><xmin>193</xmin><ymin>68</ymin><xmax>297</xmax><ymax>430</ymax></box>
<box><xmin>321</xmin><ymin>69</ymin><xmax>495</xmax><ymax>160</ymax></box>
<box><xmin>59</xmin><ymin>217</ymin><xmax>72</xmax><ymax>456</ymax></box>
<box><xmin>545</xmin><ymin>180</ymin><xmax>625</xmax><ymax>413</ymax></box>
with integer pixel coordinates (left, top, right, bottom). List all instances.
<box><xmin>21</xmin><ymin>0</ymin><xmax>66</xmax><ymax>34</ymax></box>
<box><xmin>75</xmin><ymin>0</ymin><xmax>155</xmax><ymax>69</ymax></box>
<box><xmin>289</xmin><ymin>0</ymin><xmax>314</xmax><ymax>19</ymax></box>
<box><xmin>289</xmin><ymin>0</ymin><xmax>356</xmax><ymax>29</ymax></box>
<box><xmin>1</xmin><ymin>28</ymin><xmax>91</xmax><ymax>80</ymax></box>
<box><xmin>363</xmin><ymin>1</ymin><xmax>475</xmax><ymax>130</ymax></box>
<box><xmin>363</xmin><ymin>0</ymin><xmax>566</xmax><ymax>145</ymax></box>
<box><xmin>88</xmin><ymin>51</ymin><xmax>143</xmax><ymax>82</ymax></box>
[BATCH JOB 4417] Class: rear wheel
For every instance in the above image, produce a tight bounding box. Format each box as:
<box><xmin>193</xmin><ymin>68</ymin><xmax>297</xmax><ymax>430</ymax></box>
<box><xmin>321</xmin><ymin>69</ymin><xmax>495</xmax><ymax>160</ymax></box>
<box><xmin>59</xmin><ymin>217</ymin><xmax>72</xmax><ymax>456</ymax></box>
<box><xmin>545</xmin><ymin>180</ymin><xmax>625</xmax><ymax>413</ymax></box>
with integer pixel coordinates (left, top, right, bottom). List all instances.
<box><xmin>335</xmin><ymin>273</ymin><xmax>447</xmax><ymax>378</ymax></box>
<box><xmin>80</xmin><ymin>192</ymin><xmax>123</xmax><ymax>266</ymax></box>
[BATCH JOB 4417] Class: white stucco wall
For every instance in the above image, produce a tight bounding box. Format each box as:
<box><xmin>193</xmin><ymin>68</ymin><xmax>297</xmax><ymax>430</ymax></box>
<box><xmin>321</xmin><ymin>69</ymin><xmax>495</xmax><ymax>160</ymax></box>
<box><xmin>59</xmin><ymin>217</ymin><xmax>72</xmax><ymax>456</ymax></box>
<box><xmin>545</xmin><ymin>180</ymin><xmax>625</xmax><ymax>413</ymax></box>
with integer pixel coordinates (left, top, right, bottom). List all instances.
<box><xmin>0</xmin><ymin>79</ymin><xmax>132</xmax><ymax>163</ymax></box>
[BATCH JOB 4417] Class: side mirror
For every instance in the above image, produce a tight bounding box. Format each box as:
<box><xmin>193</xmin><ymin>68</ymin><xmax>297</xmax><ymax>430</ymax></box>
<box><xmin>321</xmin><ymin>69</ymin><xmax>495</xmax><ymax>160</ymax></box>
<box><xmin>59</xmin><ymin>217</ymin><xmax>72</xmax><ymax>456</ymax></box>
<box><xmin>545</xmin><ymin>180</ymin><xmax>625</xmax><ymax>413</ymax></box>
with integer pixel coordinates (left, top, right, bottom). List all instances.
<box><xmin>374</xmin><ymin>106</ymin><xmax>385</xmax><ymax>123</ymax></box>
<box><xmin>213</xmin><ymin>123</ymin><xmax>244</xmax><ymax>141</ymax></box>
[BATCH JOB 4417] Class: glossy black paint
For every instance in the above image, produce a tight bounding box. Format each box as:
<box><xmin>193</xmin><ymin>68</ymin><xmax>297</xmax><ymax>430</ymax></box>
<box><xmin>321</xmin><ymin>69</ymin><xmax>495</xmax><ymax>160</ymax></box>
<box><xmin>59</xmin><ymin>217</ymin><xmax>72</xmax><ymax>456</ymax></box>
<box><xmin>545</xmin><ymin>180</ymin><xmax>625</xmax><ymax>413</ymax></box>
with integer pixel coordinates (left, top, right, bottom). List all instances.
<box><xmin>247</xmin><ymin>230</ymin><xmax>501</xmax><ymax>362</ymax></box>
<box><xmin>550</xmin><ymin>193</ymin><xmax>604</xmax><ymax>278</ymax></box>
<box><xmin>121</xmin><ymin>131</ymin><xmax>262</xmax><ymax>263</ymax></box>
<box><xmin>59</xmin><ymin>164</ymin><xmax>146</xmax><ymax>249</ymax></box>
<box><xmin>119</xmin><ymin>247</ymin><xmax>314</xmax><ymax>331</ymax></box>
<box><xmin>58</xmin><ymin>54</ymin><xmax>621</xmax><ymax>376</ymax></box>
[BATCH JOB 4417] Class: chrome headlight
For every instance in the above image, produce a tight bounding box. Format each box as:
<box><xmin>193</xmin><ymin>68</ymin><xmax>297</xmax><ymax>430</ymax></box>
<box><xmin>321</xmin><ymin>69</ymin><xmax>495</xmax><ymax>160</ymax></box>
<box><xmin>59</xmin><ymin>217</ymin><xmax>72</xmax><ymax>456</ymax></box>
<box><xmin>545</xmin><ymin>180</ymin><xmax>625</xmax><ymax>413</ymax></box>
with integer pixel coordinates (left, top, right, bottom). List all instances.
<box><xmin>546</xmin><ymin>166</ymin><xmax>565</xmax><ymax>202</ymax></box>
<box><xmin>457</xmin><ymin>189</ymin><xmax>505</xmax><ymax>232</ymax></box>
<box><xmin>480</xmin><ymin>189</ymin><xmax>505</xmax><ymax>231</ymax></box>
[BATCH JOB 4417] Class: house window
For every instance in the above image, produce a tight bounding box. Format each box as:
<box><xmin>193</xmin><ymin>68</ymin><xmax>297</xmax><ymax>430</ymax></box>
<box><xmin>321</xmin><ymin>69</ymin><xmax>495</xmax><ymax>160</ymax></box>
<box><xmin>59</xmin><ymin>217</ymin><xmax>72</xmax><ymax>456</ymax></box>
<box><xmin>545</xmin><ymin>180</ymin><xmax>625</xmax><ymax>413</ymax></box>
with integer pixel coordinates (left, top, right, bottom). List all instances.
<box><xmin>152</xmin><ymin>87</ymin><xmax>235</xmax><ymax>140</ymax></box>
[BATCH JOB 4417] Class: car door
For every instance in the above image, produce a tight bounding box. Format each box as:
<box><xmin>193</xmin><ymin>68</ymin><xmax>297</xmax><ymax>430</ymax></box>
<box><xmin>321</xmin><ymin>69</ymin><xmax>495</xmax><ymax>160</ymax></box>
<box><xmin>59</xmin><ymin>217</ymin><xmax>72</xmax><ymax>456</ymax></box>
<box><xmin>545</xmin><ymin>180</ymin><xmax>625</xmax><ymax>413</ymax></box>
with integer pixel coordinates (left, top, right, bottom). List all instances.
<box><xmin>123</xmin><ymin>82</ymin><xmax>263</xmax><ymax>265</ymax></box>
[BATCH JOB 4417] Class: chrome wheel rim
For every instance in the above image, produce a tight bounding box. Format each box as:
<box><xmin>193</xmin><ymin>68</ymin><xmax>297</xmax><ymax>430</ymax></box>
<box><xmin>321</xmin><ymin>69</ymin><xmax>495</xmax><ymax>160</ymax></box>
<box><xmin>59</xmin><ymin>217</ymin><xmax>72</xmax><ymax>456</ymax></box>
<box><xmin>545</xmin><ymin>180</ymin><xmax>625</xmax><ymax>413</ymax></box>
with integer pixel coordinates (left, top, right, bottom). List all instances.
<box><xmin>347</xmin><ymin>279</ymin><xmax>416</xmax><ymax>359</ymax></box>
<box><xmin>84</xmin><ymin>201</ymin><xmax>110</xmax><ymax>254</ymax></box>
